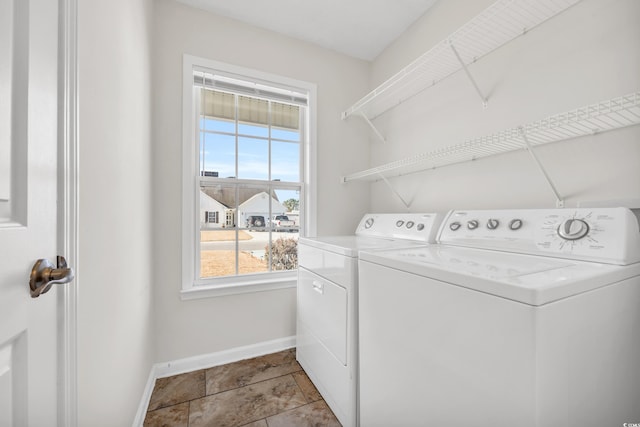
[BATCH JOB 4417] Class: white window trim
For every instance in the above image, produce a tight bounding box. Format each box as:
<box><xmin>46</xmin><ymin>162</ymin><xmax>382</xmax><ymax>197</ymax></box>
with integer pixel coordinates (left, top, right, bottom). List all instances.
<box><xmin>181</xmin><ymin>55</ymin><xmax>317</xmax><ymax>299</ymax></box>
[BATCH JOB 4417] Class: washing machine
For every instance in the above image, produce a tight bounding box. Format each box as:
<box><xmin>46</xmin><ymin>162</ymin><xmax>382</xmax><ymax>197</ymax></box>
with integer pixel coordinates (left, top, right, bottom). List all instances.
<box><xmin>296</xmin><ymin>213</ymin><xmax>444</xmax><ymax>427</ymax></box>
<box><xmin>358</xmin><ymin>207</ymin><xmax>640</xmax><ymax>427</ymax></box>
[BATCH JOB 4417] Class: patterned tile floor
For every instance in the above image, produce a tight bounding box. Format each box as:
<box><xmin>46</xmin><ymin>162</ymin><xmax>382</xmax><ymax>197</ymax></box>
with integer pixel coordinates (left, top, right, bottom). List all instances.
<box><xmin>143</xmin><ymin>348</ymin><xmax>342</xmax><ymax>426</ymax></box>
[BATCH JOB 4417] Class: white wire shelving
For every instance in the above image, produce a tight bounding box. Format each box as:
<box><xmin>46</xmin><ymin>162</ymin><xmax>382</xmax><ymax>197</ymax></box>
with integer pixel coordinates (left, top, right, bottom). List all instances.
<box><xmin>341</xmin><ymin>92</ymin><xmax>640</xmax><ymax>188</ymax></box>
<box><xmin>342</xmin><ymin>0</ymin><xmax>583</xmax><ymax>123</ymax></box>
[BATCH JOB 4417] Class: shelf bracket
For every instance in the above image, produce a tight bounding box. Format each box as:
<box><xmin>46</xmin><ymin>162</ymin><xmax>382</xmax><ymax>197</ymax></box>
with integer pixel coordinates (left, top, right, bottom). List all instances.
<box><xmin>360</xmin><ymin>112</ymin><xmax>386</xmax><ymax>143</ymax></box>
<box><xmin>378</xmin><ymin>173</ymin><xmax>411</xmax><ymax>211</ymax></box>
<box><xmin>449</xmin><ymin>41</ymin><xmax>488</xmax><ymax>109</ymax></box>
<box><xmin>518</xmin><ymin>127</ymin><xmax>564</xmax><ymax>208</ymax></box>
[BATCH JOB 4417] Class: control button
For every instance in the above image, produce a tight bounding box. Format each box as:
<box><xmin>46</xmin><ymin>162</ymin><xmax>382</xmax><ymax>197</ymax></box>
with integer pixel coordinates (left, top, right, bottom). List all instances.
<box><xmin>449</xmin><ymin>222</ymin><xmax>462</xmax><ymax>231</ymax></box>
<box><xmin>364</xmin><ymin>218</ymin><xmax>374</xmax><ymax>229</ymax></box>
<box><xmin>557</xmin><ymin>218</ymin><xmax>589</xmax><ymax>240</ymax></box>
<box><xmin>509</xmin><ymin>219</ymin><xmax>523</xmax><ymax>230</ymax></box>
<box><xmin>467</xmin><ymin>220</ymin><xmax>479</xmax><ymax>230</ymax></box>
<box><xmin>396</xmin><ymin>220</ymin><xmax>405</xmax><ymax>227</ymax></box>
<box><xmin>416</xmin><ymin>223</ymin><xmax>425</xmax><ymax>231</ymax></box>
<box><xmin>487</xmin><ymin>219</ymin><xmax>499</xmax><ymax>230</ymax></box>
<box><xmin>406</xmin><ymin>221</ymin><xmax>415</xmax><ymax>229</ymax></box>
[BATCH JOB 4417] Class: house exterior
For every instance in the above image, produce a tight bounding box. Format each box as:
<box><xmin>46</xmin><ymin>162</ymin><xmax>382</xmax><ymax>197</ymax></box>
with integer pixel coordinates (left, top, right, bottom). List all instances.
<box><xmin>199</xmin><ymin>189</ymin><xmax>287</xmax><ymax>229</ymax></box>
<box><xmin>238</xmin><ymin>191</ymin><xmax>287</xmax><ymax>228</ymax></box>
<box><xmin>200</xmin><ymin>190</ymin><xmax>233</xmax><ymax>229</ymax></box>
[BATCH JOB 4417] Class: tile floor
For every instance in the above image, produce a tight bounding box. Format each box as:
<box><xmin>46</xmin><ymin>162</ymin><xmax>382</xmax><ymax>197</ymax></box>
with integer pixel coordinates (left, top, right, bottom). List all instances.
<box><xmin>143</xmin><ymin>348</ymin><xmax>342</xmax><ymax>427</ymax></box>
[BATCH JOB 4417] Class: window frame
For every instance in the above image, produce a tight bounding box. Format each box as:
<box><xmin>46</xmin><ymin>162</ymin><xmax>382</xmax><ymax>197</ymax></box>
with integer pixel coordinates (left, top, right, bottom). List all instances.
<box><xmin>205</xmin><ymin>211</ymin><xmax>218</xmax><ymax>224</ymax></box>
<box><xmin>181</xmin><ymin>55</ymin><xmax>317</xmax><ymax>299</ymax></box>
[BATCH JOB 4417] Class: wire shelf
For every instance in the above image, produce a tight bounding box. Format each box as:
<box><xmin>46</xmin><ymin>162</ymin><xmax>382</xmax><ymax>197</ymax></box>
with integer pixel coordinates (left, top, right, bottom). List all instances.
<box><xmin>342</xmin><ymin>0</ymin><xmax>582</xmax><ymax>121</ymax></box>
<box><xmin>341</xmin><ymin>93</ymin><xmax>640</xmax><ymax>183</ymax></box>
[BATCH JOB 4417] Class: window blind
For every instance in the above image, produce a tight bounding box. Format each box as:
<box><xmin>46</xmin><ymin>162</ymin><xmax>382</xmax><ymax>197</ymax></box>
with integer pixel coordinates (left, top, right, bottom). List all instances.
<box><xmin>200</xmin><ymin>89</ymin><xmax>300</xmax><ymax>130</ymax></box>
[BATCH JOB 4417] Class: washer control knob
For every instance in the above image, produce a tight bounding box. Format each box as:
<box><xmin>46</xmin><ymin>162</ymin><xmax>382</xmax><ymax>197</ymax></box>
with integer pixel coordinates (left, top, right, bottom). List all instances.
<box><xmin>449</xmin><ymin>222</ymin><xmax>462</xmax><ymax>231</ymax></box>
<box><xmin>487</xmin><ymin>219</ymin><xmax>500</xmax><ymax>230</ymax></box>
<box><xmin>396</xmin><ymin>220</ymin><xmax>405</xmax><ymax>227</ymax></box>
<box><xmin>467</xmin><ymin>220</ymin><xmax>479</xmax><ymax>230</ymax></box>
<box><xmin>509</xmin><ymin>219</ymin><xmax>523</xmax><ymax>230</ymax></box>
<box><xmin>417</xmin><ymin>223</ymin><xmax>425</xmax><ymax>231</ymax></box>
<box><xmin>364</xmin><ymin>218</ymin><xmax>374</xmax><ymax>229</ymax></box>
<box><xmin>557</xmin><ymin>218</ymin><xmax>589</xmax><ymax>240</ymax></box>
<box><xmin>406</xmin><ymin>221</ymin><xmax>415</xmax><ymax>229</ymax></box>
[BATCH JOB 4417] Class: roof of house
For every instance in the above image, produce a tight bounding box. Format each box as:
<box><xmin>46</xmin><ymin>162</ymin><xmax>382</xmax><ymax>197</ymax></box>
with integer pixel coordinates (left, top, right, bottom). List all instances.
<box><xmin>200</xmin><ymin>187</ymin><xmax>280</xmax><ymax>209</ymax></box>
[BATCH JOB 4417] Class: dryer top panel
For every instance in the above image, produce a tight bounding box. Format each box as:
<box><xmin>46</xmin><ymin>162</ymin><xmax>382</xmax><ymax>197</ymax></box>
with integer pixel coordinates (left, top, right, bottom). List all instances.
<box><xmin>355</xmin><ymin>212</ymin><xmax>444</xmax><ymax>243</ymax></box>
<box><xmin>298</xmin><ymin>235</ymin><xmax>425</xmax><ymax>258</ymax></box>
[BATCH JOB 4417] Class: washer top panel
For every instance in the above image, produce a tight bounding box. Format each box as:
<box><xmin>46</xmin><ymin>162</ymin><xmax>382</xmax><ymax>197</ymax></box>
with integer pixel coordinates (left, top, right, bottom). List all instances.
<box><xmin>359</xmin><ymin>245</ymin><xmax>640</xmax><ymax>306</ymax></box>
<box><xmin>439</xmin><ymin>207</ymin><xmax>640</xmax><ymax>265</ymax></box>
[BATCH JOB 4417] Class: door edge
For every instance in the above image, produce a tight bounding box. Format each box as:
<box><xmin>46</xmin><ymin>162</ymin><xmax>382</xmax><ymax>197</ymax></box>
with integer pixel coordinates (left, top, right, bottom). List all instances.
<box><xmin>57</xmin><ymin>0</ymin><xmax>78</xmax><ymax>425</ymax></box>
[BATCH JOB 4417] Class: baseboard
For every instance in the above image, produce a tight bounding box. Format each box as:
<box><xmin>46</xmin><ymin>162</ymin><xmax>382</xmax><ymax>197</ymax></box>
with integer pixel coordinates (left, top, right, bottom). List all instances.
<box><xmin>132</xmin><ymin>335</ymin><xmax>296</xmax><ymax>426</ymax></box>
<box><xmin>154</xmin><ymin>335</ymin><xmax>296</xmax><ymax>378</ymax></box>
<box><xmin>132</xmin><ymin>365</ymin><xmax>159</xmax><ymax>427</ymax></box>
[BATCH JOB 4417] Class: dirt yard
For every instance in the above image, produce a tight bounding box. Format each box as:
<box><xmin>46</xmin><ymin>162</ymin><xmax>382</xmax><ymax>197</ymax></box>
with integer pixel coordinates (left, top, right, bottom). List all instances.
<box><xmin>199</xmin><ymin>230</ymin><xmax>276</xmax><ymax>277</ymax></box>
<box><xmin>201</xmin><ymin>230</ymin><xmax>252</xmax><ymax>242</ymax></box>
<box><xmin>200</xmin><ymin>250</ymin><xmax>267</xmax><ymax>277</ymax></box>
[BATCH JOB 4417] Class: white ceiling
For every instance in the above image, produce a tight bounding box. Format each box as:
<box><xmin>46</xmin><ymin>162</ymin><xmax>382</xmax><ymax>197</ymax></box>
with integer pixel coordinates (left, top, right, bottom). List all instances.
<box><xmin>175</xmin><ymin>0</ymin><xmax>439</xmax><ymax>61</ymax></box>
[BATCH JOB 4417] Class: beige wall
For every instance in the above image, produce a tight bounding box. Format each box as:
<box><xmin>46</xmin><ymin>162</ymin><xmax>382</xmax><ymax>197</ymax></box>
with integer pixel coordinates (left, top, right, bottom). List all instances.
<box><xmin>368</xmin><ymin>0</ymin><xmax>640</xmax><ymax>212</ymax></box>
<box><xmin>77</xmin><ymin>0</ymin><xmax>155</xmax><ymax>424</ymax></box>
<box><xmin>152</xmin><ymin>0</ymin><xmax>370</xmax><ymax>362</ymax></box>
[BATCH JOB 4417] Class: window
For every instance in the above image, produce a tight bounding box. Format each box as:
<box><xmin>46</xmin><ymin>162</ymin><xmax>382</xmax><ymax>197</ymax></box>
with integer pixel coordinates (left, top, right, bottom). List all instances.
<box><xmin>205</xmin><ymin>211</ymin><xmax>219</xmax><ymax>224</ymax></box>
<box><xmin>182</xmin><ymin>56</ymin><xmax>316</xmax><ymax>298</ymax></box>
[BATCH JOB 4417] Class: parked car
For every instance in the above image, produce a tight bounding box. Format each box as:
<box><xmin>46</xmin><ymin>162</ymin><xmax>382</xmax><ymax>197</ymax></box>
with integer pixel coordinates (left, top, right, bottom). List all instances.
<box><xmin>269</xmin><ymin>215</ymin><xmax>297</xmax><ymax>232</ymax></box>
<box><xmin>246</xmin><ymin>215</ymin><xmax>266</xmax><ymax>231</ymax></box>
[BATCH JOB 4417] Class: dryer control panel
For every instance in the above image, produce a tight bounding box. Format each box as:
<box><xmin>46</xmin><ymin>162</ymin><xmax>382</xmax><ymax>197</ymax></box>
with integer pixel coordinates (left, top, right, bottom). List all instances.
<box><xmin>356</xmin><ymin>213</ymin><xmax>444</xmax><ymax>243</ymax></box>
<box><xmin>439</xmin><ymin>208</ymin><xmax>640</xmax><ymax>265</ymax></box>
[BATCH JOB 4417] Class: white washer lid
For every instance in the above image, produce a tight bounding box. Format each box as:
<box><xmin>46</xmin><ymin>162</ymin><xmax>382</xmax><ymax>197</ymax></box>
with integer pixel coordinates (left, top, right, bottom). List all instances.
<box><xmin>359</xmin><ymin>245</ymin><xmax>640</xmax><ymax>306</ymax></box>
<box><xmin>298</xmin><ymin>235</ymin><xmax>427</xmax><ymax>257</ymax></box>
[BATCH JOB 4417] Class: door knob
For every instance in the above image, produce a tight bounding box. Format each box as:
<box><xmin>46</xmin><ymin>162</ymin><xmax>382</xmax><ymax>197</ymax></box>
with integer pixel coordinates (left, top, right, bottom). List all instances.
<box><xmin>29</xmin><ymin>256</ymin><xmax>75</xmax><ymax>298</ymax></box>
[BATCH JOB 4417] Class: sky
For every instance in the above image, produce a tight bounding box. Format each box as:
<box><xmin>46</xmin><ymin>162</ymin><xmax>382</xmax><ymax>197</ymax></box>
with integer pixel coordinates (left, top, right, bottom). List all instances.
<box><xmin>200</xmin><ymin>118</ymin><xmax>301</xmax><ymax>203</ymax></box>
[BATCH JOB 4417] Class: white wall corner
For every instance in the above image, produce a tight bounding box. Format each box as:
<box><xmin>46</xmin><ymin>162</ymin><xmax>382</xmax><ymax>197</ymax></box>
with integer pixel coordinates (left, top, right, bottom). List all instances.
<box><xmin>132</xmin><ymin>335</ymin><xmax>296</xmax><ymax>425</ymax></box>
<box><xmin>131</xmin><ymin>366</ymin><xmax>158</xmax><ymax>427</ymax></box>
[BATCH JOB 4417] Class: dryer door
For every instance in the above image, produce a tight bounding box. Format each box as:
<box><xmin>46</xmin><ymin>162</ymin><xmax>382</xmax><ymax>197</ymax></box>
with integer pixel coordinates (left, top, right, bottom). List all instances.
<box><xmin>297</xmin><ymin>268</ymin><xmax>347</xmax><ymax>364</ymax></box>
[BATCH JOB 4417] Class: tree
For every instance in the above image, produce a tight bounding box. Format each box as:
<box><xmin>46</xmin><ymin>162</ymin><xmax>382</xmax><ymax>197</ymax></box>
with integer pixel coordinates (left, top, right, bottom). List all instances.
<box><xmin>283</xmin><ymin>198</ymin><xmax>299</xmax><ymax>212</ymax></box>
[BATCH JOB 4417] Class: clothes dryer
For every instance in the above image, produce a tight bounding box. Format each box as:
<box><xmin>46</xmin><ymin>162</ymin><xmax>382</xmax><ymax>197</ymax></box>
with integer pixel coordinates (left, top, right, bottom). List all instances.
<box><xmin>297</xmin><ymin>213</ymin><xmax>444</xmax><ymax>427</ymax></box>
<box><xmin>358</xmin><ymin>208</ymin><xmax>640</xmax><ymax>427</ymax></box>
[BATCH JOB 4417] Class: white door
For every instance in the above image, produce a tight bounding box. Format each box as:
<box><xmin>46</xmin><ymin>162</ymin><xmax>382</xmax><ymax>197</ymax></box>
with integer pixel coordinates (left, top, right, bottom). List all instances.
<box><xmin>0</xmin><ymin>0</ymin><xmax>68</xmax><ymax>425</ymax></box>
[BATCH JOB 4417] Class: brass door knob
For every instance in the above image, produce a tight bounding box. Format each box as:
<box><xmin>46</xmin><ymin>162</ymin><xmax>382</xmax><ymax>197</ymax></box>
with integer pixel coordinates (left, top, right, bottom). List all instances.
<box><xmin>29</xmin><ymin>256</ymin><xmax>75</xmax><ymax>298</ymax></box>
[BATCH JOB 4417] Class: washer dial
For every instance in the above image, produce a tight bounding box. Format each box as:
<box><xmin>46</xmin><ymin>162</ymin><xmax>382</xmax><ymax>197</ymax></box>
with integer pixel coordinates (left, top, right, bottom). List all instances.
<box><xmin>487</xmin><ymin>219</ymin><xmax>499</xmax><ymax>230</ymax></box>
<box><xmin>449</xmin><ymin>222</ymin><xmax>461</xmax><ymax>231</ymax></box>
<box><xmin>467</xmin><ymin>220</ymin><xmax>479</xmax><ymax>230</ymax></box>
<box><xmin>364</xmin><ymin>218</ymin><xmax>374</xmax><ymax>229</ymax></box>
<box><xmin>557</xmin><ymin>218</ymin><xmax>590</xmax><ymax>241</ymax></box>
<box><xmin>509</xmin><ymin>219</ymin><xmax>523</xmax><ymax>230</ymax></box>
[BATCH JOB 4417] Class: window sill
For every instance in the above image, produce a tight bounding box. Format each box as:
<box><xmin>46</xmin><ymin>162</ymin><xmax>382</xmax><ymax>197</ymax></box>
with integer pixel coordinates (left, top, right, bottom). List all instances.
<box><xmin>180</xmin><ymin>271</ymin><xmax>297</xmax><ymax>300</ymax></box>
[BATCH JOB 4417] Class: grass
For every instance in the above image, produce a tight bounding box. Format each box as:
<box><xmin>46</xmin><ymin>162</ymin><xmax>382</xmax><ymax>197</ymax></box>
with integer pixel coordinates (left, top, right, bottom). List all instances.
<box><xmin>199</xmin><ymin>230</ymin><xmax>297</xmax><ymax>277</ymax></box>
<box><xmin>200</xmin><ymin>230</ymin><xmax>265</xmax><ymax>276</ymax></box>
<box><xmin>201</xmin><ymin>230</ymin><xmax>252</xmax><ymax>242</ymax></box>
<box><xmin>200</xmin><ymin>250</ymin><xmax>268</xmax><ymax>277</ymax></box>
